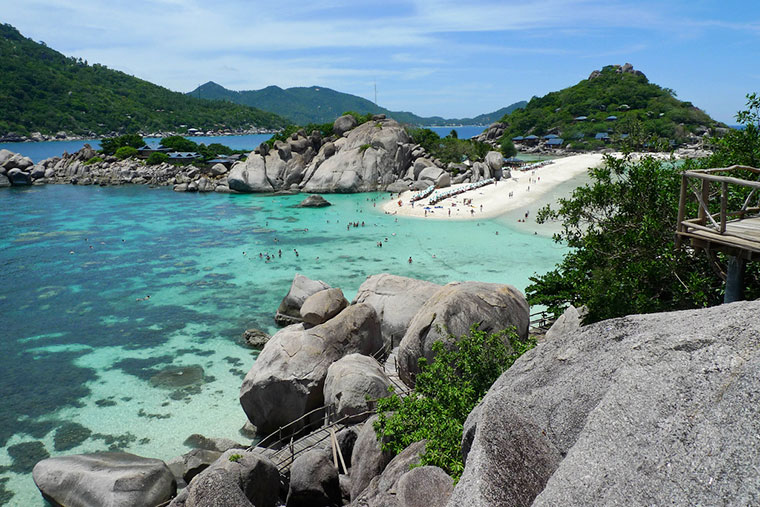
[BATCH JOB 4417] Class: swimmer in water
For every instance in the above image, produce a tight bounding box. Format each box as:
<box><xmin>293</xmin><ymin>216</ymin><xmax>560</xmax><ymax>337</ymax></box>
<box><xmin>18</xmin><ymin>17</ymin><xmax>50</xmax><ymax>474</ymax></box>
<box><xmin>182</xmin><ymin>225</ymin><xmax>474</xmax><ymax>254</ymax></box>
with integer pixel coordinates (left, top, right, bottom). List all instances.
<box><xmin>408</xmin><ymin>257</ymin><xmax>412</xmax><ymax>264</ymax></box>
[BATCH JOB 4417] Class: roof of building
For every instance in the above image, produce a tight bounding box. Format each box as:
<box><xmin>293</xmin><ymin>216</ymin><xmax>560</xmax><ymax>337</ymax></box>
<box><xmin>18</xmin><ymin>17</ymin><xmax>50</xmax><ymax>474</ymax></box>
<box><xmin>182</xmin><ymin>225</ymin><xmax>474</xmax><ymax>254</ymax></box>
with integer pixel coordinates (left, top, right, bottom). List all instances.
<box><xmin>512</xmin><ymin>136</ymin><xmax>524</xmax><ymax>141</ymax></box>
<box><xmin>543</xmin><ymin>134</ymin><xmax>559</xmax><ymax>139</ymax></box>
<box><xmin>575</xmin><ymin>116</ymin><xmax>588</xmax><ymax>120</ymax></box>
<box><xmin>546</xmin><ymin>138</ymin><xmax>564</xmax><ymax>146</ymax></box>
<box><xmin>524</xmin><ymin>135</ymin><xmax>539</xmax><ymax>140</ymax></box>
<box><xmin>168</xmin><ymin>152</ymin><xmax>202</xmax><ymax>159</ymax></box>
<box><xmin>595</xmin><ymin>132</ymin><xmax>610</xmax><ymax>140</ymax></box>
<box><xmin>606</xmin><ymin>115</ymin><xmax>618</xmax><ymax>121</ymax></box>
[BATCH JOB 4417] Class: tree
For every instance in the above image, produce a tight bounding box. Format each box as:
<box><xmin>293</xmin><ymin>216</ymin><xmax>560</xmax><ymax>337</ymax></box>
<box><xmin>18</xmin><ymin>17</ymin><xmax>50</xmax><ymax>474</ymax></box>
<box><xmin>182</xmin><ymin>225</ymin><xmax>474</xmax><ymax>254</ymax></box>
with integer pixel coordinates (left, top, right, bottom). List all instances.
<box><xmin>527</xmin><ymin>93</ymin><xmax>760</xmax><ymax>323</ymax></box>
<box><xmin>159</xmin><ymin>135</ymin><xmax>198</xmax><ymax>152</ymax></box>
<box><xmin>374</xmin><ymin>325</ymin><xmax>535</xmax><ymax>481</ymax></box>
<box><xmin>448</xmin><ymin>129</ymin><xmax>458</xmax><ymax>139</ymax></box>
<box><xmin>499</xmin><ymin>136</ymin><xmax>516</xmax><ymax>158</ymax></box>
<box><xmin>146</xmin><ymin>152</ymin><xmax>168</xmax><ymax>165</ymax></box>
<box><xmin>100</xmin><ymin>133</ymin><xmax>143</xmax><ymax>155</ymax></box>
<box><xmin>114</xmin><ymin>146</ymin><xmax>138</xmax><ymax>160</ymax></box>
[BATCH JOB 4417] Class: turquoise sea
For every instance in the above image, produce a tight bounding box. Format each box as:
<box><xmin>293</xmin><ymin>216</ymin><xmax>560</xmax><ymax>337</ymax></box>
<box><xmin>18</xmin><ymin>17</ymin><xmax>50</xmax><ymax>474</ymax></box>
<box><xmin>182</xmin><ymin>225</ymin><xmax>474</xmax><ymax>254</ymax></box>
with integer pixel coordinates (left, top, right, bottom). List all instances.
<box><xmin>0</xmin><ymin>144</ymin><xmax>571</xmax><ymax>506</ymax></box>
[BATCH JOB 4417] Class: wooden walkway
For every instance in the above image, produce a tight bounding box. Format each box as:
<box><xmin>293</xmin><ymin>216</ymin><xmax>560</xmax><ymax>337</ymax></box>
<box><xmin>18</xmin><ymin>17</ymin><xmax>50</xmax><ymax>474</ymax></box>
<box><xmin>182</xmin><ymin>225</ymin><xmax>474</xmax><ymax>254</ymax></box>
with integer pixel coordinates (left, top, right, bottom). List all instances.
<box><xmin>250</xmin><ymin>347</ymin><xmax>411</xmax><ymax>480</ymax></box>
<box><xmin>676</xmin><ymin>165</ymin><xmax>760</xmax><ymax>260</ymax></box>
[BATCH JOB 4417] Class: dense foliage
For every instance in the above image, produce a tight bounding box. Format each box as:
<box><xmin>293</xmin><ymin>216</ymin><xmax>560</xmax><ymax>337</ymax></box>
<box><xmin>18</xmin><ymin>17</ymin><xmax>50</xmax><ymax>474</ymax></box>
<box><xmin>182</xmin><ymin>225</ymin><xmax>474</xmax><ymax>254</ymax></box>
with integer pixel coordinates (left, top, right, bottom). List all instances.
<box><xmin>499</xmin><ymin>65</ymin><xmax>722</xmax><ymax>150</ymax></box>
<box><xmin>0</xmin><ymin>24</ymin><xmax>288</xmax><ymax>136</ymax></box>
<box><xmin>407</xmin><ymin>127</ymin><xmax>491</xmax><ymax>164</ymax></box>
<box><xmin>146</xmin><ymin>152</ymin><xmax>169</xmax><ymax>165</ymax></box>
<box><xmin>527</xmin><ymin>93</ymin><xmax>760</xmax><ymax>323</ymax></box>
<box><xmin>190</xmin><ymin>81</ymin><xmax>526</xmax><ymax>126</ymax></box>
<box><xmin>99</xmin><ymin>134</ymin><xmax>144</xmax><ymax>156</ymax></box>
<box><xmin>114</xmin><ymin>146</ymin><xmax>138</xmax><ymax>160</ymax></box>
<box><xmin>374</xmin><ymin>326</ymin><xmax>536</xmax><ymax>480</ymax></box>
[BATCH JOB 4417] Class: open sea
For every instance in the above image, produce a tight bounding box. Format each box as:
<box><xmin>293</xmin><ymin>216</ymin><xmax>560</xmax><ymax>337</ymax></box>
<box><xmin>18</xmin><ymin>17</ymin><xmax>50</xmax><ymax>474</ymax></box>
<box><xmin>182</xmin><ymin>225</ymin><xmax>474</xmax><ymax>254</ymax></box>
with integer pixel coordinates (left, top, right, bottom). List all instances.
<box><xmin>0</xmin><ymin>127</ymin><xmax>574</xmax><ymax>505</ymax></box>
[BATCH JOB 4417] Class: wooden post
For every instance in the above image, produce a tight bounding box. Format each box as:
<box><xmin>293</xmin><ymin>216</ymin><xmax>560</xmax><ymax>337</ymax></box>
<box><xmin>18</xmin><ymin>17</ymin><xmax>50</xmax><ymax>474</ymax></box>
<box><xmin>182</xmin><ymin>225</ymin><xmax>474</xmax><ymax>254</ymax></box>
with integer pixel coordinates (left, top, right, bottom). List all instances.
<box><xmin>724</xmin><ymin>256</ymin><xmax>746</xmax><ymax>303</ymax></box>
<box><xmin>720</xmin><ymin>182</ymin><xmax>728</xmax><ymax>233</ymax></box>
<box><xmin>697</xmin><ymin>179</ymin><xmax>709</xmax><ymax>225</ymax></box>
<box><xmin>330</xmin><ymin>429</ymin><xmax>339</xmax><ymax>470</ymax></box>
<box><xmin>331</xmin><ymin>427</ymin><xmax>348</xmax><ymax>474</ymax></box>
<box><xmin>675</xmin><ymin>174</ymin><xmax>688</xmax><ymax>249</ymax></box>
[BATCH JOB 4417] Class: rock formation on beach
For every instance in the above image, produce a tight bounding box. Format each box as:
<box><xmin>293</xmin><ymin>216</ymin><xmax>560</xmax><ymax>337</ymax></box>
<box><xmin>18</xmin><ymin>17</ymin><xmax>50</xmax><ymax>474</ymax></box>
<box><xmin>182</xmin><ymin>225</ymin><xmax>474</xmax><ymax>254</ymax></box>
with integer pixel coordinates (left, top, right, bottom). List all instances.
<box><xmin>1</xmin><ymin>113</ymin><xmax>504</xmax><ymax>195</ymax></box>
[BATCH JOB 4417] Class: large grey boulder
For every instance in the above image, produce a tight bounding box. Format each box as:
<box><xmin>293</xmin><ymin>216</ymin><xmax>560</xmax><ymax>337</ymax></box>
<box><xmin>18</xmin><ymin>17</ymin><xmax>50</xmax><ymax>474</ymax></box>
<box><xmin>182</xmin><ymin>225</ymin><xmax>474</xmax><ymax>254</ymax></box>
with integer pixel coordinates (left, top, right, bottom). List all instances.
<box><xmin>353</xmin><ymin>274</ymin><xmax>442</xmax><ymax>349</ymax></box>
<box><xmin>300</xmin><ymin>288</ymin><xmax>349</xmax><ymax>326</ymax></box>
<box><xmin>417</xmin><ymin>166</ymin><xmax>444</xmax><ymax>184</ymax></box>
<box><xmin>397</xmin><ymin>281</ymin><xmax>529</xmax><ymax>386</ymax></box>
<box><xmin>351</xmin><ymin>440</ymin><xmax>426</xmax><ymax>506</ymax></box>
<box><xmin>543</xmin><ymin>305</ymin><xmax>585</xmax><ymax>342</ymax></box>
<box><xmin>240</xmin><ymin>304</ymin><xmax>383</xmax><ymax>434</ymax></box>
<box><xmin>287</xmin><ymin>448</ymin><xmax>341</xmax><ymax>507</ymax></box>
<box><xmin>167</xmin><ymin>449</ymin><xmax>222</xmax><ymax>485</ymax></box>
<box><xmin>275</xmin><ymin>273</ymin><xmax>331</xmax><ymax>326</ymax></box>
<box><xmin>324</xmin><ymin>354</ymin><xmax>392</xmax><ymax>422</ymax></box>
<box><xmin>171</xmin><ymin>449</ymin><xmax>279</xmax><ymax>507</ymax></box>
<box><xmin>350</xmin><ymin>415</ymin><xmax>394</xmax><ymax>501</ymax></box>
<box><xmin>301</xmin><ymin>119</ymin><xmax>411</xmax><ymax>193</ymax></box>
<box><xmin>8</xmin><ymin>168</ymin><xmax>31</xmax><ymax>186</ymax></box>
<box><xmin>334</xmin><ymin>114</ymin><xmax>358</xmax><ymax>136</ymax></box>
<box><xmin>449</xmin><ymin>301</ymin><xmax>760</xmax><ymax>507</ymax></box>
<box><xmin>484</xmin><ymin>151</ymin><xmax>503</xmax><ymax>174</ymax></box>
<box><xmin>228</xmin><ymin>155</ymin><xmax>274</xmax><ymax>193</ymax></box>
<box><xmin>0</xmin><ymin>149</ymin><xmax>14</xmax><ymax>167</ymax></box>
<box><xmin>32</xmin><ymin>452</ymin><xmax>176</xmax><ymax>507</ymax></box>
<box><xmin>0</xmin><ymin>173</ymin><xmax>10</xmax><ymax>187</ymax></box>
<box><xmin>385</xmin><ymin>180</ymin><xmax>410</xmax><ymax>193</ymax></box>
<box><xmin>396</xmin><ymin>466</ymin><xmax>453</xmax><ymax>507</ymax></box>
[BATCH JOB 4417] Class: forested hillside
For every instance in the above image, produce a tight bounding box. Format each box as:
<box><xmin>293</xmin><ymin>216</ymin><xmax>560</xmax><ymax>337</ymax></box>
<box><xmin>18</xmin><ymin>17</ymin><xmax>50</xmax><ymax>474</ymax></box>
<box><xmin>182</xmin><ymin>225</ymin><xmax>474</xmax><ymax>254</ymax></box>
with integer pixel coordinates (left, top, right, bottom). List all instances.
<box><xmin>0</xmin><ymin>24</ymin><xmax>288</xmax><ymax>136</ymax></box>
<box><xmin>190</xmin><ymin>81</ymin><xmax>525</xmax><ymax>126</ymax></box>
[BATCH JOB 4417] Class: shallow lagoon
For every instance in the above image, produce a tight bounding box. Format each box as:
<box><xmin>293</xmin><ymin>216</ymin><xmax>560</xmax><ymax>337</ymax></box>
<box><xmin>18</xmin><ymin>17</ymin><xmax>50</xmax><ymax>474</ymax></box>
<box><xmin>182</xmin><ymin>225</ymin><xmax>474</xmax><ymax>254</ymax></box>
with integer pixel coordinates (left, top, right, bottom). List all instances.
<box><xmin>0</xmin><ymin>185</ymin><xmax>568</xmax><ymax>504</ymax></box>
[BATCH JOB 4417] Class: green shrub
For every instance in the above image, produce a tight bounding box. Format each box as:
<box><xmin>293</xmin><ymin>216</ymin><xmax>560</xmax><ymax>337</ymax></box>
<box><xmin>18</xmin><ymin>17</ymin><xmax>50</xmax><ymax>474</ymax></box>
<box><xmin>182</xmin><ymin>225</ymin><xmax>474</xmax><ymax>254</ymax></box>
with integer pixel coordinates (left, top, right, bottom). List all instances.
<box><xmin>146</xmin><ymin>152</ymin><xmax>169</xmax><ymax>165</ymax></box>
<box><xmin>100</xmin><ymin>134</ymin><xmax>143</xmax><ymax>156</ymax></box>
<box><xmin>83</xmin><ymin>156</ymin><xmax>103</xmax><ymax>165</ymax></box>
<box><xmin>228</xmin><ymin>453</ymin><xmax>242</xmax><ymax>462</ymax></box>
<box><xmin>159</xmin><ymin>135</ymin><xmax>197</xmax><ymax>152</ymax></box>
<box><xmin>359</xmin><ymin>143</ymin><xmax>372</xmax><ymax>153</ymax></box>
<box><xmin>374</xmin><ymin>325</ymin><xmax>535</xmax><ymax>481</ymax></box>
<box><xmin>114</xmin><ymin>146</ymin><xmax>138</xmax><ymax>160</ymax></box>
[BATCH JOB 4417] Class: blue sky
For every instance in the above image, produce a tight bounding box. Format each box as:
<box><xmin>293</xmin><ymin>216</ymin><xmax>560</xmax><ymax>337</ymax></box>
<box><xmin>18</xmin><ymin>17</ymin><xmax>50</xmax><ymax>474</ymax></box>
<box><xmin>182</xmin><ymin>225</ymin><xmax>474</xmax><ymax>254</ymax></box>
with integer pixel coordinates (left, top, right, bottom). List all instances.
<box><xmin>2</xmin><ymin>0</ymin><xmax>759</xmax><ymax>122</ymax></box>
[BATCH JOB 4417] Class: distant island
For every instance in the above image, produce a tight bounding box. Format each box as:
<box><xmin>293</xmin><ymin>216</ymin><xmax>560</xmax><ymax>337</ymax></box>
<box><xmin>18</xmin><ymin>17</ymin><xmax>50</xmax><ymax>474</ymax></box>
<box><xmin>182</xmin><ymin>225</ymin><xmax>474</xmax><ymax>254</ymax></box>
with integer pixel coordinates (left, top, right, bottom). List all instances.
<box><xmin>0</xmin><ymin>24</ymin><xmax>289</xmax><ymax>140</ymax></box>
<box><xmin>187</xmin><ymin>81</ymin><xmax>527</xmax><ymax>126</ymax></box>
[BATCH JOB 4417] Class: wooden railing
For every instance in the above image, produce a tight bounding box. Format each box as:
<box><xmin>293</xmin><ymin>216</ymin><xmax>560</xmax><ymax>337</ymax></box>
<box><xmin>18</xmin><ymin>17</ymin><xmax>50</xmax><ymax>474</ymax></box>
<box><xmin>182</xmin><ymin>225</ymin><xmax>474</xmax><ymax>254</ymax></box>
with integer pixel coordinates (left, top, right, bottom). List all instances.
<box><xmin>676</xmin><ymin>165</ymin><xmax>760</xmax><ymax>251</ymax></box>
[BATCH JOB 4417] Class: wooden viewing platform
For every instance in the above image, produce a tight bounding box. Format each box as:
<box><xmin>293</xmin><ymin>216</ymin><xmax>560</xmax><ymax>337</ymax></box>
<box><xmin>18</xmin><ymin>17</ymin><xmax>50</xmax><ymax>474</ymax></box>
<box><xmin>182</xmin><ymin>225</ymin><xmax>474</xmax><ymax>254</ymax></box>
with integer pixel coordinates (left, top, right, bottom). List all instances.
<box><xmin>675</xmin><ymin>165</ymin><xmax>760</xmax><ymax>301</ymax></box>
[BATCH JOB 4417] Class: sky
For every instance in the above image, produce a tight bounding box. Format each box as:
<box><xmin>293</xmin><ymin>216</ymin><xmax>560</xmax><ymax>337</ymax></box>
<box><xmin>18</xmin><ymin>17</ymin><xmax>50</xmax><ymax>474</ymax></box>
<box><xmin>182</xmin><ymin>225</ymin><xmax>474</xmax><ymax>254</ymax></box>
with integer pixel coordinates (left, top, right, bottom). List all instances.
<box><xmin>1</xmin><ymin>0</ymin><xmax>759</xmax><ymax>123</ymax></box>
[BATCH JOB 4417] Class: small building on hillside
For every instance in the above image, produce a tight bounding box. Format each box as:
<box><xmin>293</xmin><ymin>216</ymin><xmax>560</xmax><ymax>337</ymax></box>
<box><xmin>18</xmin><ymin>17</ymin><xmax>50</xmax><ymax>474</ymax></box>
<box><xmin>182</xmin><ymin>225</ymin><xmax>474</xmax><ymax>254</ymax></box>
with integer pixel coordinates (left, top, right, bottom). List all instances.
<box><xmin>511</xmin><ymin>136</ymin><xmax>525</xmax><ymax>143</ymax></box>
<box><xmin>168</xmin><ymin>152</ymin><xmax>203</xmax><ymax>163</ymax></box>
<box><xmin>606</xmin><ymin>115</ymin><xmax>618</xmax><ymax>121</ymax></box>
<box><xmin>546</xmin><ymin>138</ymin><xmax>564</xmax><ymax>148</ymax></box>
<box><xmin>595</xmin><ymin>132</ymin><xmax>611</xmax><ymax>143</ymax></box>
<box><xmin>523</xmin><ymin>135</ymin><xmax>540</xmax><ymax>146</ymax></box>
<box><xmin>574</xmin><ymin>116</ymin><xmax>588</xmax><ymax>122</ymax></box>
<box><xmin>543</xmin><ymin>134</ymin><xmax>560</xmax><ymax>140</ymax></box>
<box><xmin>137</xmin><ymin>145</ymin><xmax>171</xmax><ymax>159</ymax></box>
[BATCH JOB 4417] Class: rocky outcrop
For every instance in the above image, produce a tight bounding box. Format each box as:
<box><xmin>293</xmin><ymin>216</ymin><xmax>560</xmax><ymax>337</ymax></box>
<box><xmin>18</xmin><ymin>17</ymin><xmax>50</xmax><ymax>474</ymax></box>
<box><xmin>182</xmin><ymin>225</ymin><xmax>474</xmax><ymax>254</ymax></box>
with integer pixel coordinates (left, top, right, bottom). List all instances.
<box><xmin>275</xmin><ymin>274</ymin><xmax>331</xmax><ymax>326</ymax></box>
<box><xmin>334</xmin><ymin>115</ymin><xmax>359</xmax><ymax>137</ymax></box>
<box><xmin>484</xmin><ymin>151</ymin><xmax>503</xmax><ymax>179</ymax></box>
<box><xmin>32</xmin><ymin>452</ymin><xmax>176</xmax><ymax>507</ymax></box>
<box><xmin>396</xmin><ymin>466</ymin><xmax>453</xmax><ymax>507</ymax></box>
<box><xmin>351</xmin><ymin>440</ymin><xmax>426</xmax><ymax>506</ymax></box>
<box><xmin>352</xmin><ymin>274</ymin><xmax>441</xmax><ymax>349</ymax></box>
<box><xmin>296</xmin><ymin>194</ymin><xmax>332</xmax><ymax>207</ymax></box>
<box><xmin>287</xmin><ymin>448</ymin><xmax>341</xmax><ymax>507</ymax></box>
<box><xmin>448</xmin><ymin>301</ymin><xmax>760</xmax><ymax>506</ymax></box>
<box><xmin>228</xmin><ymin>154</ymin><xmax>274</xmax><ymax>193</ymax></box>
<box><xmin>239</xmin><ymin>304</ymin><xmax>383</xmax><ymax>434</ymax></box>
<box><xmin>167</xmin><ymin>449</ymin><xmax>222</xmax><ymax>486</ymax></box>
<box><xmin>242</xmin><ymin>328</ymin><xmax>271</xmax><ymax>348</ymax></box>
<box><xmin>300</xmin><ymin>288</ymin><xmax>349</xmax><ymax>326</ymax></box>
<box><xmin>397</xmin><ymin>281</ymin><xmax>529</xmax><ymax>386</ymax></box>
<box><xmin>170</xmin><ymin>449</ymin><xmax>279</xmax><ymax>507</ymax></box>
<box><xmin>323</xmin><ymin>354</ymin><xmax>392</xmax><ymax>422</ymax></box>
<box><xmin>350</xmin><ymin>415</ymin><xmax>394</xmax><ymax>501</ymax></box>
<box><xmin>301</xmin><ymin>119</ymin><xmax>412</xmax><ymax>193</ymax></box>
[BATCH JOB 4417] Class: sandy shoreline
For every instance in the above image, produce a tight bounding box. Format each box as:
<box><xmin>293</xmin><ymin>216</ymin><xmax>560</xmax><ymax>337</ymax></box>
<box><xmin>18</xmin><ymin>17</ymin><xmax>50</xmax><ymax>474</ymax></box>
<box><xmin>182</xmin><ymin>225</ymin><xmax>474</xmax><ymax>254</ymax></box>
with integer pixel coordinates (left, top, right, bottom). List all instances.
<box><xmin>381</xmin><ymin>153</ymin><xmax>604</xmax><ymax>221</ymax></box>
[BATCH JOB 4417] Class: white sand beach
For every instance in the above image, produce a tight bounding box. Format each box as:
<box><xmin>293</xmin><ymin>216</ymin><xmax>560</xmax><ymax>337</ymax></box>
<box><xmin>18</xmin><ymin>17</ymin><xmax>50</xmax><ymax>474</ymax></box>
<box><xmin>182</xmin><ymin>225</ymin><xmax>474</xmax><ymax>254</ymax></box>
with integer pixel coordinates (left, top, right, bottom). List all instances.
<box><xmin>381</xmin><ymin>153</ymin><xmax>605</xmax><ymax>221</ymax></box>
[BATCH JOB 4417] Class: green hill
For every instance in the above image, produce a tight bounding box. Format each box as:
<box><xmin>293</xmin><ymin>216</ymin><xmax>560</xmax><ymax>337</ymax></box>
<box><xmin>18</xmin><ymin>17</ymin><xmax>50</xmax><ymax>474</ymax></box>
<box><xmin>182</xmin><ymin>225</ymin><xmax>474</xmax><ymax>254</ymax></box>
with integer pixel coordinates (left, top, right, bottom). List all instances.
<box><xmin>0</xmin><ymin>23</ymin><xmax>288</xmax><ymax>137</ymax></box>
<box><xmin>499</xmin><ymin>64</ymin><xmax>723</xmax><ymax>149</ymax></box>
<box><xmin>190</xmin><ymin>81</ymin><xmax>525</xmax><ymax>126</ymax></box>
